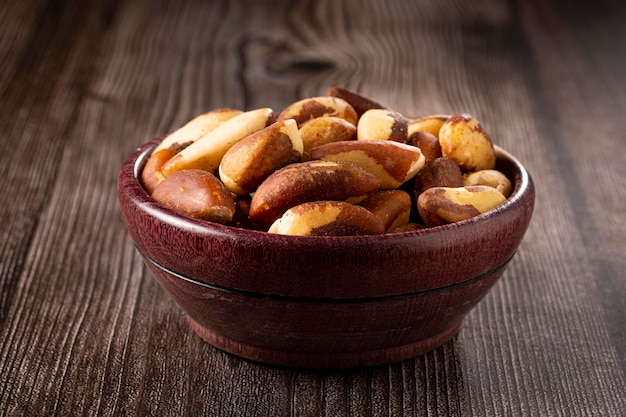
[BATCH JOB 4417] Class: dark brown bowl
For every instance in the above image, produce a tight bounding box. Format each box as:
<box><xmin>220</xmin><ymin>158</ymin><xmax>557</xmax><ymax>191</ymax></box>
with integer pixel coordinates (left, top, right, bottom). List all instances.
<box><xmin>117</xmin><ymin>137</ymin><xmax>534</xmax><ymax>369</ymax></box>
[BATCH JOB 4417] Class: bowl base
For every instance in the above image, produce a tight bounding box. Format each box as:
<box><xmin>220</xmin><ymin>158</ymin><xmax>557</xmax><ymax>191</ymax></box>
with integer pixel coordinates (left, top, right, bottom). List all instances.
<box><xmin>186</xmin><ymin>315</ymin><xmax>461</xmax><ymax>369</ymax></box>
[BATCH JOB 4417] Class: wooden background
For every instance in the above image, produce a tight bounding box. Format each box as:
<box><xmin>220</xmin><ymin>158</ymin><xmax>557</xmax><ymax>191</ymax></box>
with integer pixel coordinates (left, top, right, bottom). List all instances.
<box><xmin>1</xmin><ymin>0</ymin><xmax>624</xmax><ymax>415</ymax></box>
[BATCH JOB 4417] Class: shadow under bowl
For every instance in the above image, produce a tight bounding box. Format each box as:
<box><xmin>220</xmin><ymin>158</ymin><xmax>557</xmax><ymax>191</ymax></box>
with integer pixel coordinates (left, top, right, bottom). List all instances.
<box><xmin>118</xmin><ymin>138</ymin><xmax>535</xmax><ymax>369</ymax></box>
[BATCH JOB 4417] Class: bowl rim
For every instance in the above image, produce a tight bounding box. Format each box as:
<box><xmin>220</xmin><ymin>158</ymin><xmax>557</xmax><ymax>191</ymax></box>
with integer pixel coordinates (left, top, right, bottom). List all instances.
<box><xmin>122</xmin><ymin>138</ymin><xmax>532</xmax><ymax>244</ymax></box>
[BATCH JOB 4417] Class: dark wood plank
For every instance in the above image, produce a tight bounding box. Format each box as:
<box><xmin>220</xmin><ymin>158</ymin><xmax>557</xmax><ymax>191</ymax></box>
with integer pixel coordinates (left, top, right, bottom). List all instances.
<box><xmin>0</xmin><ymin>0</ymin><xmax>624</xmax><ymax>416</ymax></box>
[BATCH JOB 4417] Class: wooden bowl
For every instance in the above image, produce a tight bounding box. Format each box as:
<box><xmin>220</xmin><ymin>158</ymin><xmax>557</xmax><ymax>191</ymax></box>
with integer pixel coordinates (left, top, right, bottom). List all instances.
<box><xmin>117</xmin><ymin>137</ymin><xmax>534</xmax><ymax>369</ymax></box>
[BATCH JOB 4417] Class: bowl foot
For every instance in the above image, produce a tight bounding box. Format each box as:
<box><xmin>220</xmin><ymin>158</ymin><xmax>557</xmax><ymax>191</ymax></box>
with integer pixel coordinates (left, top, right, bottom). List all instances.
<box><xmin>186</xmin><ymin>315</ymin><xmax>461</xmax><ymax>369</ymax></box>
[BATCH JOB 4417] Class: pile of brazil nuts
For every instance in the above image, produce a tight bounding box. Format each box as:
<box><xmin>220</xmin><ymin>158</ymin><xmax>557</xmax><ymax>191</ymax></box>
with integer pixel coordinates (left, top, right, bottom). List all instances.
<box><xmin>141</xmin><ymin>87</ymin><xmax>513</xmax><ymax>236</ymax></box>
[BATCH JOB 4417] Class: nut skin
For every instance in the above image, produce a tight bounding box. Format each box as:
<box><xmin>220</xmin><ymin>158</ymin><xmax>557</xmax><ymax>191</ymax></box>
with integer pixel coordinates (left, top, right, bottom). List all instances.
<box><xmin>249</xmin><ymin>160</ymin><xmax>380</xmax><ymax>227</ymax></box>
<box><xmin>360</xmin><ymin>190</ymin><xmax>412</xmax><ymax>232</ymax></box>
<box><xmin>325</xmin><ymin>86</ymin><xmax>386</xmax><ymax>117</ymax></box>
<box><xmin>268</xmin><ymin>201</ymin><xmax>386</xmax><ymax>236</ymax></box>
<box><xmin>406</xmin><ymin>115</ymin><xmax>448</xmax><ymax>139</ymax></box>
<box><xmin>417</xmin><ymin>185</ymin><xmax>507</xmax><ymax>227</ymax></box>
<box><xmin>310</xmin><ymin>139</ymin><xmax>425</xmax><ymax>189</ymax></box>
<box><xmin>151</xmin><ymin>169</ymin><xmax>236</xmax><ymax>223</ymax></box>
<box><xmin>438</xmin><ymin>114</ymin><xmax>496</xmax><ymax>172</ymax></box>
<box><xmin>141</xmin><ymin>148</ymin><xmax>177</xmax><ymax>195</ymax></box>
<box><xmin>219</xmin><ymin>119</ymin><xmax>303</xmax><ymax>195</ymax></box>
<box><xmin>357</xmin><ymin>109</ymin><xmax>408</xmax><ymax>143</ymax></box>
<box><xmin>413</xmin><ymin>156</ymin><xmax>464</xmax><ymax>196</ymax></box>
<box><xmin>463</xmin><ymin>169</ymin><xmax>513</xmax><ymax>198</ymax></box>
<box><xmin>152</xmin><ymin>108</ymin><xmax>242</xmax><ymax>155</ymax></box>
<box><xmin>299</xmin><ymin>116</ymin><xmax>357</xmax><ymax>161</ymax></box>
<box><xmin>161</xmin><ymin>108</ymin><xmax>275</xmax><ymax>176</ymax></box>
<box><xmin>277</xmin><ymin>96</ymin><xmax>358</xmax><ymax>127</ymax></box>
<box><xmin>407</xmin><ymin>131</ymin><xmax>442</xmax><ymax>162</ymax></box>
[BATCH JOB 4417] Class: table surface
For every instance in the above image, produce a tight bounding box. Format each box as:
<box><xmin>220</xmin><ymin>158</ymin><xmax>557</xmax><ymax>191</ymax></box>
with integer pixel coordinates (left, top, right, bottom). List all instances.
<box><xmin>1</xmin><ymin>0</ymin><xmax>624</xmax><ymax>416</ymax></box>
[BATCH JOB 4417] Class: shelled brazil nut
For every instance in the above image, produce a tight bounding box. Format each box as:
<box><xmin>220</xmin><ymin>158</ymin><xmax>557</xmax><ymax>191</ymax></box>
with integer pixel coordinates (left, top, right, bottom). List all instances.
<box><xmin>140</xmin><ymin>87</ymin><xmax>511</xmax><ymax>236</ymax></box>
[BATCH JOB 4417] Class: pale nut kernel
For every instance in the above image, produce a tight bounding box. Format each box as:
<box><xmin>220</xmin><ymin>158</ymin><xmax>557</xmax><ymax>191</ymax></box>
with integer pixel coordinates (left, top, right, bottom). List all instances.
<box><xmin>360</xmin><ymin>190</ymin><xmax>412</xmax><ymax>232</ymax></box>
<box><xmin>268</xmin><ymin>201</ymin><xmax>385</xmax><ymax>236</ymax></box>
<box><xmin>463</xmin><ymin>169</ymin><xmax>513</xmax><ymax>198</ymax></box>
<box><xmin>407</xmin><ymin>130</ymin><xmax>442</xmax><ymax>162</ymax></box>
<box><xmin>417</xmin><ymin>185</ymin><xmax>506</xmax><ymax>227</ymax></box>
<box><xmin>357</xmin><ymin>109</ymin><xmax>408</xmax><ymax>142</ymax></box>
<box><xmin>152</xmin><ymin>109</ymin><xmax>243</xmax><ymax>155</ymax></box>
<box><xmin>277</xmin><ymin>96</ymin><xmax>358</xmax><ymax>127</ymax></box>
<box><xmin>325</xmin><ymin>86</ymin><xmax>386</xmax><ymax>118</ymax></box>
<box><xmin>438</xmin><ymin>114</ymin><xmax>496</xmax><ymax>172</ymax></box>
<box><xmin>310</xmin><ymin>139</ymin><xmax>425</xmax><ymax>189</ymax></box>
<box><xmin>249</xmin><ymin>160</ymin><xmax>380</xmax><ymax>227</ymax></box>
<box><xmin>151</xmin><ymin>169</ymin><xmax>236</xmax><ymax>223</ymax></box>
<box><xmin>219</xmin><ymin>119</ymin><xmax>303</xmax><ymax>195</ymax></box>
<box><xmin>406</xmin><ymin>115</ymin><xmax>448</xmax><ymax>139</ymax></box>
<box><xmin>299</xmin><ymin>116</ymin><xmax>356</xmax><ymax>161</ymax></box>
<box><xmin>161</xmin><ymin>108</ymin><xmax>275</xmax><ymax>176</ymax></box>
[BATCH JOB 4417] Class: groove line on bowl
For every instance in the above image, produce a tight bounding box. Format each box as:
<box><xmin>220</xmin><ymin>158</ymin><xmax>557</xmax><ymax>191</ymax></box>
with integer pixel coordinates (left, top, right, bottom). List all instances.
<box><xmin>137</xmin><ymin>246</ymin><xmax>515</xmax><ymax>303</ymax></box>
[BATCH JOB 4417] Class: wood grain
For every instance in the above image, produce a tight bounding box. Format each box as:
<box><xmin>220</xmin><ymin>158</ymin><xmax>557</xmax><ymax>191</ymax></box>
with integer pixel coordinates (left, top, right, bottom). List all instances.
<box><xmin>0</xmin><ymin>0</ymin><xmax>624</xmax><ymax>415</ymax></box>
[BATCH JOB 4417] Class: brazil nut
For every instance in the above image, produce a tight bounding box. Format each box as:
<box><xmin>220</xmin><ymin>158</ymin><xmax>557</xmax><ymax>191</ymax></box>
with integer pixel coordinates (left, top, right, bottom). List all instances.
<box><xmin>298</xmin><ymin>116</ymin><xmax>356</xmax><ymax>161</ymax></box>
<box><xmin>268</xmin><ymin>200</ymin><xmax>386</xmax><ymax>236</ymax></box>
<box><xmin>141</xmin><ymin>148</ymin><xmax>177</xmax><ymax>194</ymax></box>
<box><xmin>360</xmin><ymin>190</ymin><xmax>412</xmax><ymax>232</ymax></box>
<box><xmin>219</xmin><ymin>119</ymin><xmax>303</xmax><ymax>195</ymax></box>
<box><xmin>151</xmin><ymin>169</ymin><xmax>236</xmax><ymax>223</ymax></box>
<box><xmin>406</xmin><ymin>114</ymin><xmax>448</xmax><ymax>139</ymax></box>
<box><xmin>413</xmin><ymin>157</ymin><xmax>464</xmax><ymax>196</ymax></box>
<box><xmin>438</xmin><ymin>114</ymin><xmax>496</xmax><ymax>172</ymax></box>
<box><xmin>161</xmin><ymin>107</ymin><xmax>275</xmax><ymax>176</ymax></box>
<box><xmin>407</xmin><ymin>130</ymin><xmax>442</xmax><ymax>162</ymax></box>
<box><xmin>309</xmin><ymin>139</ymin><xmax>425</xmax><ymax>189</ymax></box>
<box><xmin>357</xmin><ymin>109</ymin><xmax>408</xmax><ymax>142</ymax></box>
<box><xmin>463</xmin><ymin>169</ymin><xmax>513</xmax><ymax>198</ymax></box>
<box><xmin>152</xmin><ymin>108</ymin><xmax>242</xmax><ymax>155</ymax></box>
<box><xmin>417</xmin><ymin>185</ymin><xmax>506</xmax><ymax>227</ymax></box>
<box><xmin>277</xmin><ymin>96</ymin><xmax>358</xmax><ymax>127</ymax></box>
<box><xmin>325</xmin><ymin>86</ymin><xmax>386</xmax><ymax>118</ymax></box>
<box><xmin>249</xmin><ymin>160</ymin><xmax>380</xmax><ymax>227</ymax></box>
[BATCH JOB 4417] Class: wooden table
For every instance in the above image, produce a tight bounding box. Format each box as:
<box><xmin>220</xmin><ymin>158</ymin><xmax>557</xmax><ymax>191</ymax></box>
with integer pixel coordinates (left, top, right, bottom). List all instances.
<box><xmin>1</xmin><ymin>0</ymin><xmax>624</xmax><ymax>415</ymax></box>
